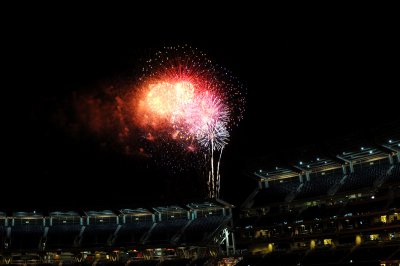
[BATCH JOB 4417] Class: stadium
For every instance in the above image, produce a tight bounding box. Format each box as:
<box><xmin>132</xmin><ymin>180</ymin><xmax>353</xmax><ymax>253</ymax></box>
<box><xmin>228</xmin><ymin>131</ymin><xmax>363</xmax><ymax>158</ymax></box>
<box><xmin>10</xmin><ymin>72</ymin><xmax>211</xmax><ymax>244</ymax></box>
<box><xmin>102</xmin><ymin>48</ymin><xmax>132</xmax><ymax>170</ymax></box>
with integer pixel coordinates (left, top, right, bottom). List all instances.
<box><xmin>0</xmin><ymin>200</ymin><xmax>235</xmax><ymax>265</ymax></box>
<box><xmin>1</xmin><ymin>138</ymin><xmax>399</xmax><ymax>266</ymax></box>
<box><xmin>5</xmin><ymin>7</ymin><xmax>400</xmax><ymax>266</ymax></box>
<box><xmin>237</xmin><ymin>139</ymin><xmax>400</xmax><ymax>265</ymax></box>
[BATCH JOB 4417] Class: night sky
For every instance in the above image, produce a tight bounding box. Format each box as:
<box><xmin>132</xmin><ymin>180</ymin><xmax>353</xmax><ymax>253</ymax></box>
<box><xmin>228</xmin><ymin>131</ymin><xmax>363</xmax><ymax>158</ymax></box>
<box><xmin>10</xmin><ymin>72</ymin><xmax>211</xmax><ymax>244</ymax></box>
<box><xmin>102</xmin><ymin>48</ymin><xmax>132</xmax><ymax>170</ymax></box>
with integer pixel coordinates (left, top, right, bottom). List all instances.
<box><xmin>4</xmin><ymin>8</ymin><xmax>399</xmax><ymax>211</ymax></box>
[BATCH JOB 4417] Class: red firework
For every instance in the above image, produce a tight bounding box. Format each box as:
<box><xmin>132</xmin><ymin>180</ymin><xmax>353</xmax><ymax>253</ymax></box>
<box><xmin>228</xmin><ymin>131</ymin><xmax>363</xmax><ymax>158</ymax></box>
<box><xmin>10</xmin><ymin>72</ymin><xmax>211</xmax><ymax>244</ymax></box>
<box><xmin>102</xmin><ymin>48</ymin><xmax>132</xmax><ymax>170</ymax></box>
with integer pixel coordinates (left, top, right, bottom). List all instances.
<box><xmin>130</xmin><ymin>45</ymin><xmax>244</xmax><ymax>151</ymax></box>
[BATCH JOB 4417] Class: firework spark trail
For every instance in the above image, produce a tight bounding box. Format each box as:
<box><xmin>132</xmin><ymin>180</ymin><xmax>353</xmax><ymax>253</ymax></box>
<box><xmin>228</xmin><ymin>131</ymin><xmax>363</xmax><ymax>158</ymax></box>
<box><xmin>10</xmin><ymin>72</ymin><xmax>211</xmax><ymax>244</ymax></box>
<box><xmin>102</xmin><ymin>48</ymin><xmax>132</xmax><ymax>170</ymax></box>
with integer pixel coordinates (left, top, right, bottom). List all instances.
<box><xmin>131</xmin><ymin>45</ymin><xmax>245</xmax><ymax>198</ymax></box>
<box><xmin>216</xmin><ymin>145</ymin><xmax>224</xmax><ymax>198</ymax></box>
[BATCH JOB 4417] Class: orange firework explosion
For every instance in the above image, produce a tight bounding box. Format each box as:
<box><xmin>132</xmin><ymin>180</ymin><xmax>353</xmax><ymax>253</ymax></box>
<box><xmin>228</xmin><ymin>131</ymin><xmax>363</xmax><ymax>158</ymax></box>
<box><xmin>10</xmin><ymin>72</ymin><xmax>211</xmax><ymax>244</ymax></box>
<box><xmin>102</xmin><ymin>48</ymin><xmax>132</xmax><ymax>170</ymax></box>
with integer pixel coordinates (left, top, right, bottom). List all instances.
<box><xmin>134</xmin><ymin>80</ymin><xmax>195</xmax><ymax>129</ymax></box>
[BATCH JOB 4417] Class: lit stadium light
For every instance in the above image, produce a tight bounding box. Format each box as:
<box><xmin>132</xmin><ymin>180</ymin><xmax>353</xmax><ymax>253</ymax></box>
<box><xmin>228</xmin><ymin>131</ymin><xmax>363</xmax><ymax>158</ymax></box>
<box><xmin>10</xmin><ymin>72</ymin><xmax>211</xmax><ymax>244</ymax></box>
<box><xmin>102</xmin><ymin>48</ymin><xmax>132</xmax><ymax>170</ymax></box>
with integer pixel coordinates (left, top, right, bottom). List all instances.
<box><xmin>259</xmin><ymin>170</ymin><xmax>262</xmax><ymax>173</ymax></box>
<box><xmin>299</xmin><ymin>161</ymin><xmax>303</xmax><ymax>165</ymax></box>
<box><xmin>371</xmin><ymin>195</ymin><xmax>375</xmax><ymax>199</ymax></box>
<box><xmin>361</xmin><ymin>147</ymin><xmax>364</xmax><ymax>151</ymax></box>
<box><xmin>369</xmin><ymin>150</ymin><xmax>373</xmax><ymax>154</ymax></box>
<box><xmin>307</xmin><ymin>165</ymin><xmax>310</xmax><ymax>168</ymax></box>
<box><xmin>343</xmin><ymin>152</ymin><xmax>346</xmax><ymax>155</ymax></box>
<box><xmin>317</xmin><ymin>158</ymin><xmax>320</xmax><ymax>161</ymax></box>
<box><xmin>389</xmin><ymin>139</ymin><xmax>392</xmax><ymax>143</ymax></box>
<box><xmin>275</xmin><ymin>166</ymin><xmax>278</xmax><ymax>170</ymax></box>
<box><xmin>324</xmin><ymin>161</ymin><xmax>327</xmax><ymax>164</ymax></box>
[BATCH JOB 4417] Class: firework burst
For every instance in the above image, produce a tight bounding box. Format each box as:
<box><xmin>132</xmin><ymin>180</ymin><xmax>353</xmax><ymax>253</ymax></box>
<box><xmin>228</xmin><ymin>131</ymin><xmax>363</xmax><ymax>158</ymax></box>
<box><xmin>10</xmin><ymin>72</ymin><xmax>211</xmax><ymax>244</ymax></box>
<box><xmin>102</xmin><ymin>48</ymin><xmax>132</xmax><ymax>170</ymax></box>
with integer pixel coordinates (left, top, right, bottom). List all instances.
<box><xmin>130</xmin><ymin>45</ymin><xmax>245</xmax><ymax>198</ymax></box>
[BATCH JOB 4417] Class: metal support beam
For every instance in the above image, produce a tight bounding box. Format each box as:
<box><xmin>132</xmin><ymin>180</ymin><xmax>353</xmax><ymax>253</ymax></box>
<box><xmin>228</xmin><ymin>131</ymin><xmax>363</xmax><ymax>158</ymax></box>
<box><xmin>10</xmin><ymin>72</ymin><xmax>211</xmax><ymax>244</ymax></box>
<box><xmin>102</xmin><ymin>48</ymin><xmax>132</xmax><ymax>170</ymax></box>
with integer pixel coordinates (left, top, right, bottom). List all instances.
<box><xmin>383</xmin><ymin>144</ymin><xmax>400</xmax><ymax>162</ymax></box>
<box><xmin>337</xmin><ymin>155</ymin><xmax>353</xmax><ymax>173</ymax></box>
<box><xmin>294</xmin><ymin>166</ymin><xmax>310</xmax><ymax>181</ymax></box>
<box><xmin>225</xmin><ymin>228</ymin><xmax>230</xmax><ymax>255</ymax></box>
<box><xmin>299</xmin><ymin>174</ymin><xmax>303</xmax><ymax>183</ymax></box>
<box><xmin>231</xmin><ymin>231</ymin><xmax>236</xmax><ymax>255</ymax></box>
<box><xmin>342</xmin><ymin>164</ymin><xmax>347</xmax><ymax>175</ymax></box>
<box><xmin>389</xmin><ymin>154</ymin><xmax>394</xmax><ymax>165</ymax></box>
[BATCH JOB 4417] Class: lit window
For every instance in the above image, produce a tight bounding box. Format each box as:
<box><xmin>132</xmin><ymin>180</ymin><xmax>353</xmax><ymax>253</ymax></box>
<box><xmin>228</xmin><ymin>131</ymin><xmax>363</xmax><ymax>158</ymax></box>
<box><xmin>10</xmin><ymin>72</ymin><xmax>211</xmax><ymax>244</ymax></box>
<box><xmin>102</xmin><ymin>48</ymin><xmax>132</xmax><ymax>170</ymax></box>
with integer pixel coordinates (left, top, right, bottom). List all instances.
<box><xmin>267</xmin><ymin>243</ymin><xmax>273</xmax><ymax>253</ymax></box>
<box><xmin>370</xmin><ymin>234</ymin><xmax>379</xmax><ymax>241</ymax></box>
<box><xmin>355</xmin><ymin>235</ymin><xmax>362</xmax><ymax>245</ymax></box>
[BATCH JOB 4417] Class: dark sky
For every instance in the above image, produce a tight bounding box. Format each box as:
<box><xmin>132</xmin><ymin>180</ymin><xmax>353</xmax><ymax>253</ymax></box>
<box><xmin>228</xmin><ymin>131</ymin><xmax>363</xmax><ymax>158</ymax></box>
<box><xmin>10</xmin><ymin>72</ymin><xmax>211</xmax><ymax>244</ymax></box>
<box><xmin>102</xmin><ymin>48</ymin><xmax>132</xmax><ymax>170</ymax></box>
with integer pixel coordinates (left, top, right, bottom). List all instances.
<box><xmin>4</xmin><ymin>8</ymin><xmax>399</xmax><ymax>211</ymax></box>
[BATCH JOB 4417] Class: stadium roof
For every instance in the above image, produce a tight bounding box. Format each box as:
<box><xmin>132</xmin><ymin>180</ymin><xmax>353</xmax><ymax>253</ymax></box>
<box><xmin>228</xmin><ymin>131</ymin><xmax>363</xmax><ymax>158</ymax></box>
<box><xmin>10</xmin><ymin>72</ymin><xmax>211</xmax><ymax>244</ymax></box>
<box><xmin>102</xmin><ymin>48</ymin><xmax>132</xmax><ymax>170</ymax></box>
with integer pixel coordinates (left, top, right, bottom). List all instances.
<box><xmin>49</xmin><ymin>211</ymin><xmax>80</xmax><ymax>216</ymax></box>
<box><xmin>153</xmin><ymin>206</ymin><xmax>187</xmax><ymax>213</ymax></box>
<box><xmin>255</xmin><ymin>167</ymin><xmax>298</xmax><ymax>182</ymax></box>
<box><xmin>294</xmin><ymin>158</ymin><xmax>342</xmax><ymax>173</ymax></box>
<box><xmin>383</xmin><ymin>139</ymin><xmax>400</xmax><ymax>152</ymax></box>
<box><xmin>13</xmin><ymin>211</ymin><xmax>42</xmax><ymax>218</ymax></box>
<box><xmin>337</xmin><ymin>147</ymin><xmax>387</xmax><ymax>163</ymax></box>
<box><xmin>253</xmin><ymin>139</ymin><xmax>399</xmax><ymax>181</ymax></box>
<box><xmin>0</xmin><ymin>200</ymin><xmax>233</xmax><ymax>219</ymax></box>
<box><xmin>187</xmin><ymin>201</ymin><xmax>229</xmax><ymax>210</ymax></box>
<box><xmin>120</xmin><ymin>208</ymin><xmax>153</xmax><ymax>216</ymax></box>
<box><xmin>84</xmin><ymin>210</ymin><xmax>116</xmax><ymax>217</ymax></box>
